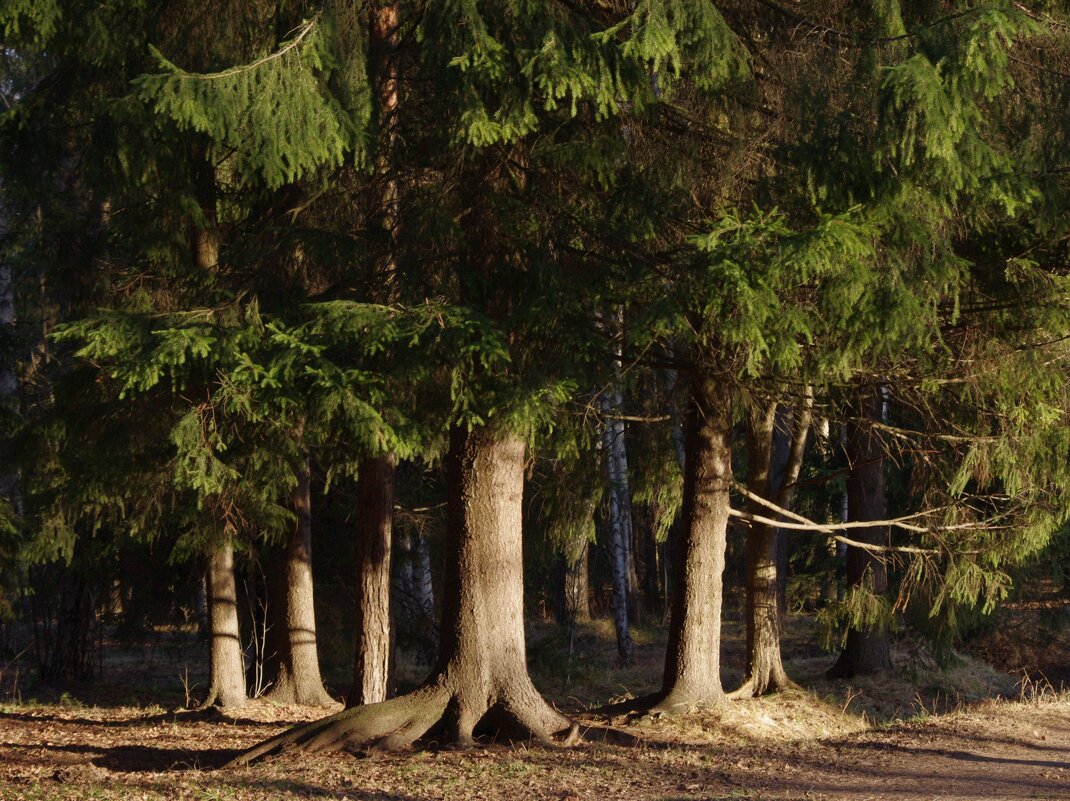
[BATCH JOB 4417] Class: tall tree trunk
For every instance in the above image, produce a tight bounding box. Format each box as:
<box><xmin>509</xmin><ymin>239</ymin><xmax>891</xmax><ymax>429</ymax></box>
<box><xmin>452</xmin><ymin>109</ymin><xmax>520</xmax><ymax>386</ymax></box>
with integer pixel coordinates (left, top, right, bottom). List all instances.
<box><xmin>733</xmin><ymin>393</ymin><xmax>812</xmax><ymax>698</ymax></box>
<box><xmin>345</xmin><ymin>0</ymin><xmax>401</xmax><ymax>706</ymax></box>
<box><xmin>232</xmin><ymin>425</ymin><xmax>575</xmax><ymax>762</ymax></box>
<box><xmin>349</xmin><ymin>453</ymin><xmax>395</xmax><ymax>706</ymax></box>
<box><xmin>265</xmin><ymin>456</ymin><xmax>333</xmax><ymax>706</ymax></box>
<box><xmin>771</xmin><ymin>407</ymin><xmax>792</xmax><ymax>614</ymax></box>
<box><xmin>827</xmin><ymin>390</ymin><xmax>893</xmax><ymax>679</ymax></box>
<box><xmin>733</xmin><ymin>402</ymin><xmax>792</xmax><ymax>697</ymax></box>
<box><xmin>203</xmin><ymin>537</ymin><xmax>246</xmax><ymax>709</ymax></box>
<box><xmin>656</xmin><ymin>371</ymin><xmax>732</xmax><ymax>714</ymax></box>
<box><xmin>601</xmin><ymin>385</ymin><xmax>636</xmax><ymax>663</ymax></box>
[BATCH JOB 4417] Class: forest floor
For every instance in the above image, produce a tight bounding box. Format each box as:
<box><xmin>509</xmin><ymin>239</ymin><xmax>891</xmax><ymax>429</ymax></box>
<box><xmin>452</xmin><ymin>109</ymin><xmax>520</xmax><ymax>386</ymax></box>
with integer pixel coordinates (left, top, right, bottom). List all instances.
<box><xmin>0</xmin><ymin>613</ymin><xmax>1068</xmax><ymax>800</ymax></box>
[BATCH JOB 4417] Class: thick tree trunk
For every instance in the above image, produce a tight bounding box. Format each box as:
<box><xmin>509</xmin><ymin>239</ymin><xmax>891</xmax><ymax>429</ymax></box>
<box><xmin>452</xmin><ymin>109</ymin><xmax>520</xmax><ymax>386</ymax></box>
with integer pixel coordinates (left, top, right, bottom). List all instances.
<box><xmin>733</xmin><ymin>402</ymin><xmax>792</xmax><ymax>698</ymax></box>
<box><xmin>203</xmin><ymin>538</ymin><xmax>247</xmax><ymax>709</ymax></box>
<box><xmin>656</xmin><ymin>371</ymin><xmax>732</xmax><ymax>714</ymax></box>
<box><xmin>264</xmin><ymin>457</ymin><xmax>333</xmax><ymax>706</ymax></box>
<box><xmin>232</xmin><ymin>425</ymin><xmax>575</xmax><ymax>762</ymax></box>
<box><xmin>827</xmin><ymin>390</ymin><xmax>893</xmax><ymax>679</ymax></box>
<box><xmin>601</xmin><ymin>386</ymin><xmax>635</xmax><ymax>663</ymax></box>
<box><xmin>349</xmin><ymin>453</ymin><xmax>395</xmax><ymax>707</ymax></box>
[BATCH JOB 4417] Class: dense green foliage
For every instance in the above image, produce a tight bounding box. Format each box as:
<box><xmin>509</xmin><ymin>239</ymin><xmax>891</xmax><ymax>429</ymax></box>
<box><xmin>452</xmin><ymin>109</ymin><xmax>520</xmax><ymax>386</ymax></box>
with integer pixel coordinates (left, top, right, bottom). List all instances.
<box><xmin>0</xmin><ymin>0</ymin><xmax>1068</xmax><ymax>696</ymax></box>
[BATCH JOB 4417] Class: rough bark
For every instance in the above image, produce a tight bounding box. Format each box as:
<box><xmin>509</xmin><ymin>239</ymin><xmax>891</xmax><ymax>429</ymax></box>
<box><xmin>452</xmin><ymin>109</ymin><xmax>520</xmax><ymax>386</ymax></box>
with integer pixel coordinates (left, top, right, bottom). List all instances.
<box><xmin>655</xmin><ymin>371</ymin><xmax>733</xmax><ymax>714</ymax></box>
<box><xmin>203</xmin><ymin>538</ymin><xmax>247</xmax><ymax>710</ymax></box>
<box><xmin>827</xmin><ymin>390</ymin><xmax>893</xmax><ymax>679</ymax></box>
<box><xmin>264</xmin><ymin>457</ymin><xmax>333</xmax><ymax>706</ymax></box>
<box><xmin>349</xmin><ymin>453</ymin><xmax>395</xmax><ymax>707</ymax></box>
<box><xmin>732</xmin><ymin>402</ymin><xmax>793</xmax><ymax>698</ymax></box>
<box><xmin>231</xmin><ymin>425</ymin><xmax>576</xmax><ymax>763</ymax></box>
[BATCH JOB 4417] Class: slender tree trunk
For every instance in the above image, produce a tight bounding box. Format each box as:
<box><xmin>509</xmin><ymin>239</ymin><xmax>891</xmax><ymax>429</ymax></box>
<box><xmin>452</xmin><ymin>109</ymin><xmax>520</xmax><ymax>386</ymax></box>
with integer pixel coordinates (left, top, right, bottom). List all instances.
<box><xmin>601</xmin><ymin>383</ymin><xmax>636</xmax><ymax>663</ymax></box>
<box><xmin>771</xmin><ymin>407</ymin><xmax>792</xmax><ymax>614</ymax></box>
<box><xmin>412</xmin><ymin>532</ymin><xmax>434</xmax><ymax>627</ymax></box>
<box><xmin>232</xmin><ymin>425</ymin><xmax>576</xmax><ymax>762</ymax></box>
<box><xmin>349</xmin><ymin>453</ymin><xmax>395</xmax><ymax>706</ymax></box>
<box><xmin>561</xmin><ymin>535</ymin><xmax>591</xmax><ymax>624</ymax></box>
<box><xmin>345</xmin><ymin>0</ymin><xmax>402</xmax><ymax>708</ymax></box>
<box><xmin>733</xmin><ymin>402</ymin><xmax>792</xmax><ymax>697</ymax></box>
<box><xmin>657</xmin><ymin>371</ymin><xmax>732</xmax><ymax>714</ymax></box>
<box><xmin>203</xmin><ymin>538</ymin><xmax>246</xmax><ymax>709</ymax></box>
<box><xmin>734</xmin><ymin>392</ymin><xmax>812</xmax><ymax>698</ymax></box>
<box><xmin>264</xmin><ymin>456</ymin><xmax>333</xmax><ymax>706</ymax></box>
<box><xmin>827</xmin><ymin>390</ymin><xmax>893</xmax><ymax>679</ymax></box>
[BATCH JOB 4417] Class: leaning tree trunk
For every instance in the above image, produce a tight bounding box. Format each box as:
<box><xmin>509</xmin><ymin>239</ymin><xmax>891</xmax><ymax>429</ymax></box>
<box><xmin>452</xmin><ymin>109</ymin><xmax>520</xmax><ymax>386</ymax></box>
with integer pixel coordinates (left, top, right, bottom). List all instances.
<box><xmin>203</xmin><ymin>537</ymin><xmax>247</xmax><ymax>710</ymax></box>
<box><xmin>655</xmin><ymin>371</ymin><xmax>733</xmax><ymax>715</ymax></box>
<box><xmin>231</xmin><ymin>425</ymin><xmax>576</xmax><ymax>763</ymax></box>
<box><xmin>827</xmin><ymin>390</ymin><xmax>893</xmax><ymax>679</ymax></box>
<box><xmin>349</xmin><ymin>453</ymin><xmax>395</xmax><ymax>707</ymax></box>
<box><xmin>264</xmin><ymin>456</ymin><xmax>333</xmax><ymax>706</ymax></box>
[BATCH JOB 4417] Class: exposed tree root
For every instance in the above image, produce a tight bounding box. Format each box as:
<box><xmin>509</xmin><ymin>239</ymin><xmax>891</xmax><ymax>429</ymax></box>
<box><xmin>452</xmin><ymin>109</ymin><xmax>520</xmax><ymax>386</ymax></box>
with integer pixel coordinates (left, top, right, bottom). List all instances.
<box><xmin>727</xmin><ymin>674</ymin><xmax>801</xmax><ymax>700</ymax></box>
<box><xmin>227</xmin><ymin>678</ymin><xmax>584</xmax><ymax>765</ymax></box>
<box><xmin>591</xmin><ymin>688</ymin><xmax>724</xmax><ymax>725</ymax></box>
<box><xmin>647</xmin><ymin>689</ymin><xmax>723</xmax><ymax>719</ymax></box>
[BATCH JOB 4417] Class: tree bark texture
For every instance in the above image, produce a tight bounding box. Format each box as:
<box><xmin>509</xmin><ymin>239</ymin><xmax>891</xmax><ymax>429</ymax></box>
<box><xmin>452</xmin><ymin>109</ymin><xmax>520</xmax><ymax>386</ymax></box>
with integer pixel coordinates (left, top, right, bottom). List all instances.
<box><xmin>657</xmin><ymin>371</ymin><xmax>733</xmax><ymax>714</ymax></box>
<box><xmin>232</xmin><ymin>425</ymin><xmax>575</xmax><ymax>762</ymax></box>
<box><xmin>733</xmin><ymin>401</ymin><xmax>792</xmax><ymax>697</ymax></box>
<box><xmin>204</xmin><ymin>537</ymin><xmax>246</xmax><ymax>709</ymax></box>
<box><xmin>264</xmin><ymin>457</ymin><xmax>333</xmax><ymax>706</ymax></box>
<box><xmin>349</xmin><ymin>453</ymin><xmax>396</xmax><ymax>707</ymax></box>
<box><xmin>345</xmin><ymin>1</ymin><xmax>402</xmax><ymax>708</ymax></box>
<box><xmin>828</xmin><ymin>390</ymin><xmax>893</xmax><ymax>679</ymax></box>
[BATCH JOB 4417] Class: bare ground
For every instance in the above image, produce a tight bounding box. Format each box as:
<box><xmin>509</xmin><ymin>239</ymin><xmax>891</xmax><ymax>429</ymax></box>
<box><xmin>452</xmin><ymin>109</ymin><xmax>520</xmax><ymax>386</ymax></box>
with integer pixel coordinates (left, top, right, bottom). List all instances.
<box><xmin>1</xmin><ymin>614</ymin><xmax>1066</xmax><ymax>800</ymax></box>
<box><xmin>0</xmin><ymin>696</ymin><xmax>1067</xmax><ymax>800</ymax></box>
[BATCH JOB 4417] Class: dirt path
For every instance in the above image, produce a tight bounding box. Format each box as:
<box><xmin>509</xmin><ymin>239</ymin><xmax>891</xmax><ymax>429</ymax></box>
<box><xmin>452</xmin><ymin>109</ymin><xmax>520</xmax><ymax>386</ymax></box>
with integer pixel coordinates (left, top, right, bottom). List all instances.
<box><xmin>732</xmin><ymin>704</ymin><xmax>1070</xmax><ymax>800</ymax></box>
<box><xmin>0</xmin><ymin>700</ymin><xmax>1067</xmax><ymax>800</ymax></box>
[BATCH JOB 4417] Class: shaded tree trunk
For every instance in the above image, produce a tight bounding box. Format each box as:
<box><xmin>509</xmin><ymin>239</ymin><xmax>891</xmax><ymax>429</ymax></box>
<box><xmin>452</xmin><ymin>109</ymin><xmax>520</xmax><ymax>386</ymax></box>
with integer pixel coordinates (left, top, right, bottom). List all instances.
<box><xmin>232</xmin><ymin>425</ymin><xmax>575</xmax><ymax>762</ymax></box>
<box><xmin>656</xmin><ymin>371</ymin><xmax>732</xmax><ymax>714</ymax></box>
<box><xmin>394</xmin><ymin>525</ymin><xmax>437</xmax><ymax>660</ymax></box>
<box><xmin>349</xmin><ymin>453</ymin><xmax>395</xmax><ymax>707</ymax></box>
<box><xmin>264</xmin><ymin>456</ymin><xmax>333</xmax><ymax>706</ymax></box>
<box><xmin>827</xmin><ymin>390</ymin><xmax>893</xmax><ymax>679</ymax></box>
<box><xmin>733</xmin><ymin>401</ymin><xmax>792</xmax><ymax>697</ymax></box>
<box><xmin>561</xmin><ymin>535</ymin><xmax>591</xmax><ymax>624</ymax></box>
<box><xmin>203</xmin><ymin>537</ymin><xmax>246</xmax><ymax>709</ymax></box>
<box><xmin>601</xmin><ymin>385</ymin><xmax>635</xmax><ymax>664</ymax></box>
